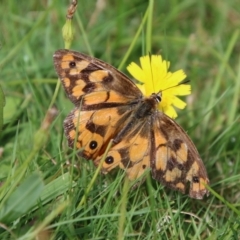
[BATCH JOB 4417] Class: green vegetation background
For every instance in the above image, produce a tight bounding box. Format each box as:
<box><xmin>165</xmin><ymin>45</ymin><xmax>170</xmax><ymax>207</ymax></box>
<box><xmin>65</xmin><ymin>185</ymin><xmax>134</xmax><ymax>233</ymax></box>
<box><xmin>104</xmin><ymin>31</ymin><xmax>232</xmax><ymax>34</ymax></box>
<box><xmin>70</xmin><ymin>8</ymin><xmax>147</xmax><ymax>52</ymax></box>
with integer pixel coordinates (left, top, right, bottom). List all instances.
<box><xmin>0</xmin><ymin>0</ymin><xmax>240</xmax><ymax>239</ymax></box>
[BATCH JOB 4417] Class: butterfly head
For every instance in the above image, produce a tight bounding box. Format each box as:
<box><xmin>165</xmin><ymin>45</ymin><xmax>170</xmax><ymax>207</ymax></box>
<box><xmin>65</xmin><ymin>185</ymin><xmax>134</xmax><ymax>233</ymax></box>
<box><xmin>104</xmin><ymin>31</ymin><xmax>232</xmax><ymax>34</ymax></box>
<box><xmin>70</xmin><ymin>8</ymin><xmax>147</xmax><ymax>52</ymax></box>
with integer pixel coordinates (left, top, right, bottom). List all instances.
<box><xmin>150</xmin><ymin>91</ymin><xmax>162</xmax><ymax>104</ymax></box>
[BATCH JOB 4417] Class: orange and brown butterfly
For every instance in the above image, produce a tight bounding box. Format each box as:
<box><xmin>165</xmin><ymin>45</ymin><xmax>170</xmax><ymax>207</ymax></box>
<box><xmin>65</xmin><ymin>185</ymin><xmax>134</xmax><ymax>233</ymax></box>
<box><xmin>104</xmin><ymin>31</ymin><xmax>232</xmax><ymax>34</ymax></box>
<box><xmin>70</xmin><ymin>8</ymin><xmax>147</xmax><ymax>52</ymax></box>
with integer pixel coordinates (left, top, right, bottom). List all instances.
<box><xmin>53</xmin><ymin>49</ymin><xmax>209</xmax><ymax>199</ymax></box>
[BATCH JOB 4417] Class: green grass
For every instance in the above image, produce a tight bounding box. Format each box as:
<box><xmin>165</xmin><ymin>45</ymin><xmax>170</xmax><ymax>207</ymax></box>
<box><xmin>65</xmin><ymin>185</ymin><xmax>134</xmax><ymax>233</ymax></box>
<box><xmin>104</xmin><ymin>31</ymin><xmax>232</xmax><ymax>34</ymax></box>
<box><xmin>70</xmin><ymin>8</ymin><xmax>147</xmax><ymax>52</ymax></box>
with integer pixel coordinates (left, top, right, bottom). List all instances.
<box><xmin>0</xmin><ymin>0</ymin><xmax>240</xmax><ymax>239</ymax></box>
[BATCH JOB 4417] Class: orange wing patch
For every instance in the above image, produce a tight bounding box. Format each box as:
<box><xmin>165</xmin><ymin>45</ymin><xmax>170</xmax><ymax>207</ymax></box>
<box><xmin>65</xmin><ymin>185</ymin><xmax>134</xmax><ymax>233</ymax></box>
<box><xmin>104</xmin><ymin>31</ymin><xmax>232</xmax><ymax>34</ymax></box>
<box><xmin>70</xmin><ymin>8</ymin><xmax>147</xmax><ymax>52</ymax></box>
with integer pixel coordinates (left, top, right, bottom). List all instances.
<box><xmin>89</xmin><ymin>70</ymin><xmax>109</xmax><ymax>82</ymax></box>
<box><xmin>61</xmin><ymin>53</ymin><xmax>89</xmax><ymax>73</ymax></box>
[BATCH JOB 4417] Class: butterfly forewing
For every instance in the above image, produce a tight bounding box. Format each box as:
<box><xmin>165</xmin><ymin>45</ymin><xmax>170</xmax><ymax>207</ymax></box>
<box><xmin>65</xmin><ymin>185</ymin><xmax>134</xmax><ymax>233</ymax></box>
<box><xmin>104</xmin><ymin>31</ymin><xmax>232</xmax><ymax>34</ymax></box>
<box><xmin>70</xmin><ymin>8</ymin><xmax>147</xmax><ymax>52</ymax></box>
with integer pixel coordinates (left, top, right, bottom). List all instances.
<box><xmin>53</xmin><ymin>50</ymin><xmax>142</xmax><ymax>107</ymax></box>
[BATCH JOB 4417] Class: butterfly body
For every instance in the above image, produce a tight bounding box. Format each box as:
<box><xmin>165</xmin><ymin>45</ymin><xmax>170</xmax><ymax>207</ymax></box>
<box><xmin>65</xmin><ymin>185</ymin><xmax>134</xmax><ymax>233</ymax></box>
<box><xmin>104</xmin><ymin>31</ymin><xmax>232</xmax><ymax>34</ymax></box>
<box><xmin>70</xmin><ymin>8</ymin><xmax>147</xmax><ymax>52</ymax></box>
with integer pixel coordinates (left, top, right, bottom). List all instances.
<box><xmin>53</xmin><ymin>49</ymin><xmax>209</xmax><ymax>199</ymax></box>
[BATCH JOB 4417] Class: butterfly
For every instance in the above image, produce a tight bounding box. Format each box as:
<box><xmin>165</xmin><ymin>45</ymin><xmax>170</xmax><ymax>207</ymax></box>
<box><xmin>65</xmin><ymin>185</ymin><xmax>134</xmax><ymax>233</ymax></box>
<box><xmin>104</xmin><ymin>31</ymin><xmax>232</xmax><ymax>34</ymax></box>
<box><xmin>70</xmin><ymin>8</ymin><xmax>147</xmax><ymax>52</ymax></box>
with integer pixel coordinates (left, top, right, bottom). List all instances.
<box><xmin>53</xmin><ymin>49</ymin><xmax>209</xmax><ymax>199</ymax></box>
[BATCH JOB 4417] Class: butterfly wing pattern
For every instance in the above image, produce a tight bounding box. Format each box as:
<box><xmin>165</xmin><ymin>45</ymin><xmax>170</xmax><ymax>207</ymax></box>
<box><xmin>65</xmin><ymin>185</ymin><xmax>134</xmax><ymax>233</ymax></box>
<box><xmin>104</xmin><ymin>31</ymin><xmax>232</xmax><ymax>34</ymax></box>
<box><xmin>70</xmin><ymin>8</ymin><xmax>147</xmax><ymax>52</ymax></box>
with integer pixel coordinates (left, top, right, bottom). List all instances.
<box><xmin>53</xmin><ymin>49</ymin><xmax>209</xmax><ymax>199</ymax></box>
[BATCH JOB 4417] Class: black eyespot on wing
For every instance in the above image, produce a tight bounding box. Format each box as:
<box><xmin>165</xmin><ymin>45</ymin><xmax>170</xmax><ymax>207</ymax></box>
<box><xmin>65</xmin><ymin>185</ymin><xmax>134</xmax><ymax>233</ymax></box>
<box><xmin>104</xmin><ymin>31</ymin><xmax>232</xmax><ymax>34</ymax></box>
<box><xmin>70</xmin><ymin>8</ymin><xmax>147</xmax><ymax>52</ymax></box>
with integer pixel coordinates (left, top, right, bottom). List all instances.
<box><xmin>89</xmin><ymin>140</ymin><xmax>98</xmax><ymax>150</ymax></box>
<box><xmin>69</xmin><ymin>61</ymin><xmax>76</xmax><ymax>68</ymax></box>
<box><xmin>105</xmin><ymin>156</ymin><xmax>114</xmax><ymax>164</ymax></box>
<box><xmin>193</xmin><ymin>176</ymin><xmax>199</xmax><ymax>183</ymax></box>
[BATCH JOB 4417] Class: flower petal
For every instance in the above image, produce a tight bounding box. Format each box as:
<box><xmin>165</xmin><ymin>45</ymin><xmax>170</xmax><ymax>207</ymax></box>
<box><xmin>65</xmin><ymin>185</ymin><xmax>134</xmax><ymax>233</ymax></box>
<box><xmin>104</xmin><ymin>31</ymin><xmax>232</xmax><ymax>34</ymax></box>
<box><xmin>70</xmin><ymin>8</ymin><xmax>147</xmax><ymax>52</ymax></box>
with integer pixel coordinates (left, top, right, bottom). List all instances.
<box><xmin>127</xmin><ymin>62</ymin><xmax>145</xmax><ymax>83</ymax></box>
<box><xmin>166</xmin><ymin>70</ymin><xmax>186</xmax><ymax>85</ymax></box>
<box><xmin>162</xmin><ymin>105</ymin><xmax>178</xmax><ymax>119</ymax></box>
<box><xmin>172</xmin><ymin>96</ymin><xmax>187</xmax><ymax>109</ymax></box>
<box><xmin>136</xmin><ymin>83</ymin><xmax>146</xmax><ymax>95</ymax></box>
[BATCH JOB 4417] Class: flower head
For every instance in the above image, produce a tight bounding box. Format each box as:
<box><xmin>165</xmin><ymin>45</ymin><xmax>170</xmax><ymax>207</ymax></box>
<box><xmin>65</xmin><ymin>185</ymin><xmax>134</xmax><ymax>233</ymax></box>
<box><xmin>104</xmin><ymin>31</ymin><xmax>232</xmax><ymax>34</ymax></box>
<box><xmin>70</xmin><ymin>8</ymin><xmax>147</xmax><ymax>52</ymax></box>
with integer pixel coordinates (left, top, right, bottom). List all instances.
<box><xmin>127</xmin><ymin>55</ymin><xmax>191</xmax><ymax>119</ymax></box>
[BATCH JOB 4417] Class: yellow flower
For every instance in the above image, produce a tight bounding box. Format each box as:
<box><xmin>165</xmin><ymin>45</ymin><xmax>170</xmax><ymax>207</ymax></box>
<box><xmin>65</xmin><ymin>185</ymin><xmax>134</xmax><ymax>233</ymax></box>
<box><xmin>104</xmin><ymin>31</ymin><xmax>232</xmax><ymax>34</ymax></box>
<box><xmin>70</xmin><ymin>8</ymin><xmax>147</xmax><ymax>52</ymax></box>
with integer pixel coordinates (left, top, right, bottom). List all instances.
<box><xmin>127</xmin><ymin>55</ymin><xmax>191</xmax><ymax>119</ymax></box>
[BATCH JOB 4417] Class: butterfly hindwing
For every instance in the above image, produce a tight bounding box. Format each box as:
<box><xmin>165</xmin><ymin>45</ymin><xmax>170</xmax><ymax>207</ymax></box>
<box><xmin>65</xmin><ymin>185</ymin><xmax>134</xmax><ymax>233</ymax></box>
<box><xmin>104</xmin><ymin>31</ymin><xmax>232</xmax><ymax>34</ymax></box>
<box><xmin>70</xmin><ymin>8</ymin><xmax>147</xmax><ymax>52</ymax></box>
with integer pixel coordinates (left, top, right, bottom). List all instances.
<box><xmin>151</xmin><ymin>112</ymin><xmax>209</xmax><ymax>199</ymax></box>
<box><xmin>94</xmin><ymin>109</ymin><xmax>152</xmax><ymax>180</ymax></box>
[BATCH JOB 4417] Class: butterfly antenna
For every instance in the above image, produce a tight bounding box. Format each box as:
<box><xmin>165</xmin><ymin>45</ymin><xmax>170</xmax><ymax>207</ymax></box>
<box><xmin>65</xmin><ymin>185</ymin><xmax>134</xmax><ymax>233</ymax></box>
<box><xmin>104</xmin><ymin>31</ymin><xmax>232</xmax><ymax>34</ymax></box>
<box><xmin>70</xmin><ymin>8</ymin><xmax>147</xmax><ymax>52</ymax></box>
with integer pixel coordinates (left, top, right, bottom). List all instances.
<box><xmin>148</xmin><ymin>52</ymin><xmax>156</xmax><ymax>92</ymax></box>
